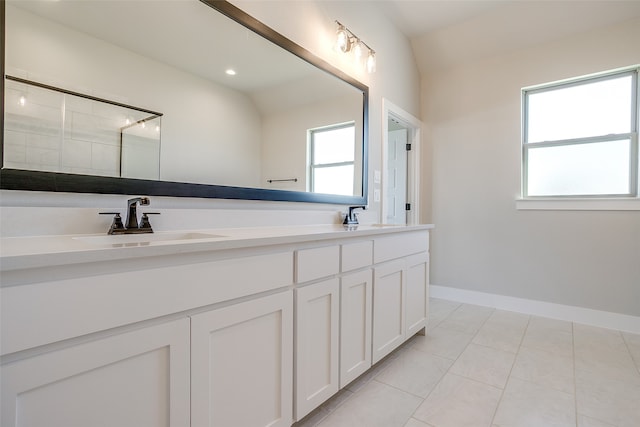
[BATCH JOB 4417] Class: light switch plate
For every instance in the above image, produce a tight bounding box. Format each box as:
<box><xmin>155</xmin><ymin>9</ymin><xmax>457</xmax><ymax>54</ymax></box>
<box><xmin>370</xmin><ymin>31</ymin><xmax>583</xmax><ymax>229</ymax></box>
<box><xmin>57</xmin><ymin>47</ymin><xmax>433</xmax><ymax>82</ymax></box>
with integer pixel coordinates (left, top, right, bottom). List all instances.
<box><xmin>374</xmin><ymin>170</ymin><xmax>381</xmax><ymax>184</ymax></box>
<box><xmin>373</xmin><ymin>189</ymin><xmax>380</xmax><ymax>202</ymax></box>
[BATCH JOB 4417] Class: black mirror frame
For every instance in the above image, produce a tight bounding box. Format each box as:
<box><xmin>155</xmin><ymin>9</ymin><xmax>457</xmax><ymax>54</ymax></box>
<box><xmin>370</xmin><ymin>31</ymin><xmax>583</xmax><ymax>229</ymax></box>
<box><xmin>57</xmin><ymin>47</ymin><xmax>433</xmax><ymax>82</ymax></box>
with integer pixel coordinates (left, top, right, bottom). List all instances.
<box><xmin>0</xmin><ymin>0</ymin><xmax>369</xmax><ymax>205</ymax></box>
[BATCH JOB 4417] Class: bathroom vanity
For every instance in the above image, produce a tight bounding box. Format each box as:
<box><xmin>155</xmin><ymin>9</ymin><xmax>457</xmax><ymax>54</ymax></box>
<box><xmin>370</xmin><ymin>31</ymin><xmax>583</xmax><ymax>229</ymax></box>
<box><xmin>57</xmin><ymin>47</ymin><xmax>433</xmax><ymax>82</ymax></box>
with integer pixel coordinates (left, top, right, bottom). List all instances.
<box><xmin>0</xmin><ymin>224</ymin><xmax>432</xmax><ymax>427</ymax></box>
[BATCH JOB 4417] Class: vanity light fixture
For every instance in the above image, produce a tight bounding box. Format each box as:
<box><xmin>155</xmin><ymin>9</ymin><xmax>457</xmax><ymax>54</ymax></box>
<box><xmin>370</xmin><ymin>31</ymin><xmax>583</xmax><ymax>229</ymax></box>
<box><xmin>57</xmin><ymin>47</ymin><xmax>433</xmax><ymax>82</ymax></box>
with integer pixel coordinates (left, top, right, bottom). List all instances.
<box><xmin>334</xmin><ymin>21</ymin><xmax>376</xmax><ymax>73</ymax></box>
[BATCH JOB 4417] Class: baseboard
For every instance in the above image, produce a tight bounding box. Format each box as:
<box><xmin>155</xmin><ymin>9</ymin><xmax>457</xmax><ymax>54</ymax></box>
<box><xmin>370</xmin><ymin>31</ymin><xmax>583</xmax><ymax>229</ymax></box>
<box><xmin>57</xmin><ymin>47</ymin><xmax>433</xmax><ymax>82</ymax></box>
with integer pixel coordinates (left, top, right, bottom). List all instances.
<box><xmin>430</xmin><ymin>284</ymin><xmax>640</xmax><ymax>335</ymax></box>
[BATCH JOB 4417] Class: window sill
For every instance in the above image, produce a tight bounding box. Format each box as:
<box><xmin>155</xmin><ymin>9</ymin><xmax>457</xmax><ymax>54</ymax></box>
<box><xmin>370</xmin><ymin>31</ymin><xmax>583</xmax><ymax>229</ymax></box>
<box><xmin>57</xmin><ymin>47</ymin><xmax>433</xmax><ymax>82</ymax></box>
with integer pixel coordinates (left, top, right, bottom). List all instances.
<box><xmin>516</xmin><ymin>197</ymin><xmax>640</xmax><ymax>211</ymax></box>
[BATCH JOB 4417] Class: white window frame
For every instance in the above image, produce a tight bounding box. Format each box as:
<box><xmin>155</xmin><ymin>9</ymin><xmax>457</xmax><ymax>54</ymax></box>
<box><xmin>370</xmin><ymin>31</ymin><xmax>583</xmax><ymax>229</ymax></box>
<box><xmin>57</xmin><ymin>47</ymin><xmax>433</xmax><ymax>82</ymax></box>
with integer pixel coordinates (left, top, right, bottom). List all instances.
<box><xmin>518</xmin><ymin>66</ymin><xmax>640</xmax><ymax>211</ymax></box>
<box><xmin>308</xmin><ymin>122</ymin><xmax>356</xmax><ymax>194</ymax></box>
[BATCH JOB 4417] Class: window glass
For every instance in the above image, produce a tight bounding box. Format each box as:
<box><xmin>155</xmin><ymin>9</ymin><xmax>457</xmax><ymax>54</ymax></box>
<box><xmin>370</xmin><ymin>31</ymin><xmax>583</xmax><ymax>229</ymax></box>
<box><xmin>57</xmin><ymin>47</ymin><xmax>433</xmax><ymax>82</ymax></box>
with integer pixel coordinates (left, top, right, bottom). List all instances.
<box><xmin>312</xmin><ymin>126</ymin><xmax>355</xmax><ymax>164</ymax></box>
<box><xmin>527</xmin><ymin>139</ymin><xmax>631</xmax><ymax>196</ymax></box>
<box><xmin>522</xmin><ymin>68</ymin><xmax>638</xmax><ymax>198</ymax></box>
<box><xmin>527</xmin><ymin>75</ymin><xmax>632</xmax><ymax>143</ymax></box>
<box><xmin>309</xmin><ymin>123</ymin><xmax>356</xmax><ymax>194</ymax></box>
<box><xmin>313</xmin><ymin>165</ymin><xmax>354</xmax><ymax>195</ymax></box>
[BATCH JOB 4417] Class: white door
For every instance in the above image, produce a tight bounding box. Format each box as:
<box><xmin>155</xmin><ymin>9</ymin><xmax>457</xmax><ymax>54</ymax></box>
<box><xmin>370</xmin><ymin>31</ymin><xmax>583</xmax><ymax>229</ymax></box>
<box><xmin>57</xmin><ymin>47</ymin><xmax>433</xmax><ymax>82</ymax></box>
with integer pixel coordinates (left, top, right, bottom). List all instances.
<box><xmin>386</xmin><ymin>128</ymin><xmax>408</xmax><ymax>224</ymax></box>
<box><xmin>1</xmin><ymin>318</ymin><xmax>191</xmax><ymax>427</ymax></box>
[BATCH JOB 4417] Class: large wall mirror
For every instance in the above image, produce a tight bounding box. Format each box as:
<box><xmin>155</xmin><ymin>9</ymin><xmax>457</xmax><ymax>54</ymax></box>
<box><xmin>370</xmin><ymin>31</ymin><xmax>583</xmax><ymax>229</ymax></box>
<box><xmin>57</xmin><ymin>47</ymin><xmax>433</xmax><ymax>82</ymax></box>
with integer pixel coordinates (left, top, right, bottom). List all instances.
<box><xmin>0</xmin><ymin>0</ymin><xmax>368</xmax><ymax>205</ymax></box>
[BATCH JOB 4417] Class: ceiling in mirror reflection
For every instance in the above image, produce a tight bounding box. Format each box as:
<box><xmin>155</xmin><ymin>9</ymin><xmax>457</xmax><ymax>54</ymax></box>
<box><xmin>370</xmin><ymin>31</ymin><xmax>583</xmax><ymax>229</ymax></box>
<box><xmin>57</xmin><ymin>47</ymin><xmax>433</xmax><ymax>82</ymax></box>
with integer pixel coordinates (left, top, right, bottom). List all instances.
<box><xmin>10</xmin><ymin>0</ymin><xmax>354</xmax><ymax>114</ymax></box>
<box><xmin>3</xmin><ymin>0</ymin><xmax>367</xmax><ymax>199</ymax></box>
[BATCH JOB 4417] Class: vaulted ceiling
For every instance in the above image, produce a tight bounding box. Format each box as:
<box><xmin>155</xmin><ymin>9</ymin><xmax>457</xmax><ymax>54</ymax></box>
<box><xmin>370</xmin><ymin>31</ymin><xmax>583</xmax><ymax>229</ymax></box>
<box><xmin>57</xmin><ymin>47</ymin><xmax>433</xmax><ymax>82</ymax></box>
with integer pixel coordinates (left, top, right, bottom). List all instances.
<box><xmin>377</xmin><ymin>0</ymin><xmax>640</xmax><ymax>73</ymax></box>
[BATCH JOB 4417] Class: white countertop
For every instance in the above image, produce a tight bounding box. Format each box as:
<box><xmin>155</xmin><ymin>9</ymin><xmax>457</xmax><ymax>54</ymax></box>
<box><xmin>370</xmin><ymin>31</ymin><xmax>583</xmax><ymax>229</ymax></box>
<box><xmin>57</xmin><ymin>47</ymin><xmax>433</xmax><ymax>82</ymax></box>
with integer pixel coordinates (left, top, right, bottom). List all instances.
<box><xmin>0</xmin><ymin>224</ymin><xmax>434</xmax><ymax>271</ymax></box>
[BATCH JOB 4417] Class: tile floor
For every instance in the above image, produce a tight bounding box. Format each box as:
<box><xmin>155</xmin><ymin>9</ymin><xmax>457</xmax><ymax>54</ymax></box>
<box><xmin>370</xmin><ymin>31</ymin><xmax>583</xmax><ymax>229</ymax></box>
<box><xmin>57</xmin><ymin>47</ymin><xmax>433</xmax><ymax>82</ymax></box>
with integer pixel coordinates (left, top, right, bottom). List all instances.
<box><xmin>294</xmin><ymin>298</ymin><xmax>640</xmax><ymax>427</ymax></box>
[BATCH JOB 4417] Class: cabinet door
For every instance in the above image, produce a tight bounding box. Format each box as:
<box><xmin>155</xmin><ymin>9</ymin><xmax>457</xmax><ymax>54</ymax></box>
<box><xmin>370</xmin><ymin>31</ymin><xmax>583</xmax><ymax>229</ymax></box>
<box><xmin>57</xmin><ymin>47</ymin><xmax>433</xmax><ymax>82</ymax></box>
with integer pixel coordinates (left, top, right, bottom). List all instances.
<box><xmin>191</xmin><ymin>291</ymin><xmax>293</xmax><ymax>427</ymax></box>
<box><xmin>294</xmin><ymin>278</ymin><xmax>340</xmax><ymax>421</ymax></box>
<box><xmin>1</xmin><ymin>318</ymin><xmax>190</xmax><ymax>427</ymax></box>
<box><xmin>340</xmin><ymin>269</ymin><xmax>372</xmax><ymax>388</ymax></box>
<box><xmin>405</xmin><ymin>253</ymin><xmax>429</xmax><ymax>337</ymax></box>
<box><xmin>372</xmin><ymin>259</ymin><xmax>406</xmax><ymax>364</ymax></box>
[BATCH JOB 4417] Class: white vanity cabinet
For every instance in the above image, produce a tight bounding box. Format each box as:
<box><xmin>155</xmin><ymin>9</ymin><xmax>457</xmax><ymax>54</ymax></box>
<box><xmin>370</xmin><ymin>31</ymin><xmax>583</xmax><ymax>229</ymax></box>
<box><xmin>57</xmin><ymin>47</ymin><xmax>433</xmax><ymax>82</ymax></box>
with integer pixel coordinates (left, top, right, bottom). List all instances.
<box><xmin>372</xmin><ymin>232</ymin><xmax>430</xmax><ymax>363</ymax></box>
<box><xmin>191</xmin><ymin>291</ymin><xmax>293</xmax><ymax>427</ymax></box>
<box><xmin>1</xmin><ymin>249</ymin><xmax>294</xmax><ymax>427</ymax></box>
<box><xmin>1</xmin><ymin>318</ymin><xmax>191</xmax><ymax>427</ymax></box>
<box><xmin>0</xmin><ymin>224</ymin><xmax>432</xmax><ymax>427</ymax></box>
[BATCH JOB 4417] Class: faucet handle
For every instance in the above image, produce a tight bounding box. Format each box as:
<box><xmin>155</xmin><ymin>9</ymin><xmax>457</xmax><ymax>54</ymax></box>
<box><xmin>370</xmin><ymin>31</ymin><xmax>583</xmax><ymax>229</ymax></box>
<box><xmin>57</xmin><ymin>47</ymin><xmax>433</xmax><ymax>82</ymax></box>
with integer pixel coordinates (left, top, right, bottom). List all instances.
<box><xmin>100</xmin><ymin>212</ymin><xmax>125</xmax><ymax>234</ymax></box>
<box><xmin>140</xmin><ymin>212</ymin><xmax>160</xmax><ymax>230</ymax></box>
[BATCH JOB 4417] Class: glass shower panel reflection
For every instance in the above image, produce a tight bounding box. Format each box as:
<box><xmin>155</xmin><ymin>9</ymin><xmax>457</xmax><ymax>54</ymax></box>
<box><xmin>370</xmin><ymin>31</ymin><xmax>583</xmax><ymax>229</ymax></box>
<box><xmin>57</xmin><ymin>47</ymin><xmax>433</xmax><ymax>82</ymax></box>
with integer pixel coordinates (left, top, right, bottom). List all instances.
<box><xmin>3</xmin><ymin>76</ymin><xmax>162</xmax><ymax>179</ymax></box>
<box><xmin>121</xmin><ymin>116</ymin><xmax>161</xmax><ymax>180</ymax></box>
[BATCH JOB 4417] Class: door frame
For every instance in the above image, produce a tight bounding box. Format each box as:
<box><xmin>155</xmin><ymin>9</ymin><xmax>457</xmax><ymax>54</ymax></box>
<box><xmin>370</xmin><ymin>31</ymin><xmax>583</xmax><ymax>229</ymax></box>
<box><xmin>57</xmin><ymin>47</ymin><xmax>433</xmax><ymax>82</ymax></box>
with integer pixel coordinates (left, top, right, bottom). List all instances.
<box><xmin>382</xmin><ymin>98</ymin><xmax>423</xmax><ymax>225</ymax></box>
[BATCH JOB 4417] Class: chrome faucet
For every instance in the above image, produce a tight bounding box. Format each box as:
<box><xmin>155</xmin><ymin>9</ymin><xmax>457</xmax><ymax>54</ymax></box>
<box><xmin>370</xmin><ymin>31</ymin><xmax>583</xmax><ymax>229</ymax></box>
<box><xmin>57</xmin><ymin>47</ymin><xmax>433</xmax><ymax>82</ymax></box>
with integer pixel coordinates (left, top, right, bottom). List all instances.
<box><xmin>126</xmin><ymin>197</ymin><xmax>150</xmax><ymax>229</ymax></box>
<box><xmin>100</xmin><ymin>196</ymin><xmax>159</xmax><ymax>235</ymax></box>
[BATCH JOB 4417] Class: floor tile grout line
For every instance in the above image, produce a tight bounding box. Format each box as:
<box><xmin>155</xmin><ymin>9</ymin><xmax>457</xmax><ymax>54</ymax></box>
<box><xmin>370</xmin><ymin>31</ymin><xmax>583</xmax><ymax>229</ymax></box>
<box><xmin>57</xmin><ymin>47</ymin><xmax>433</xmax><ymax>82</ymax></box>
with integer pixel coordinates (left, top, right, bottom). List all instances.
<box><xmin>572</xmin><ymin>321</ymin><xmax>579</xmax><ymax>427</ymax></box>
<box><xmin>409</xmin><ymin>304</ymin><xmax>498</xmax><ymax>426</ymax></box>
<box><xmin>371</xmin><ymin>376</ymin><xmax>431</xmax><ymax>400</ymax></box>
<box><xmin>488</xmin><ymin>313</ymin><xmax>531</xmax><ymax>427</ymax></box>
<box><xmin>408</xmin><ymin>303</ymin><xmax>477</xmax><ymax>423</ymax></box>
<box><xmin>621</xmin><ymin>330</ymin><xmax>640</xmax><ymax>374</ymax></box>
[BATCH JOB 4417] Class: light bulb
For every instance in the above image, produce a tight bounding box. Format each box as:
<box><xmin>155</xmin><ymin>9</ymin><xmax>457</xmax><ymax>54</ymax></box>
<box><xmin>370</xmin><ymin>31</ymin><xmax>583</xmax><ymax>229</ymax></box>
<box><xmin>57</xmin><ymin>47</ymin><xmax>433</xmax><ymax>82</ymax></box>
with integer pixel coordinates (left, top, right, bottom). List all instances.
<box><xmin>125</xmin><ymin>118</ymin><xmax>131</xmax><ymax>126</ymax></box>
<box><xmin>353</xmin><ymin>41</ymin><xmax>363</xmax><ymax>61</ymax></box>
<box><xmin>141</xmin><ymin>122</ymin><xmax>146</xmax><ymax>129</ymax></box>
<box><xmin>155</xmin><ymin>125</ymin><xmax>160</xmax><ymax>132</ymax></box>
<box><xmin>336</xmin><ymin>25</ymin><xmax>350</xmax><ymax>53</ymax></box>
<box><xmin>366</xmin><ymin>51</ymin><xmax>376</xmax><ymax>73</ymax></box>
<box><xmin>19</xmin><ymin>95</ymin><xmax>26</xmax><ymax>107</ymax></box>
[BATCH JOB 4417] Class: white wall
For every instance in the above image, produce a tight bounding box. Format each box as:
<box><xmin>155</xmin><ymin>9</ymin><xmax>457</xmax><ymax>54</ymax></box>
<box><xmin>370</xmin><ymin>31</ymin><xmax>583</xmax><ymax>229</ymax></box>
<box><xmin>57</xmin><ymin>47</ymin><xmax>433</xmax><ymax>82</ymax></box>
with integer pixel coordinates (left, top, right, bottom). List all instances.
<box><xmin>1</xmin><ymin>1</ymin><xmax>421</xmax><ymax>235</ymax></box>
<box><xmin>423</xmin><ymin>18</ymin><xmax>640</xmax><ymax>316</ymax></box>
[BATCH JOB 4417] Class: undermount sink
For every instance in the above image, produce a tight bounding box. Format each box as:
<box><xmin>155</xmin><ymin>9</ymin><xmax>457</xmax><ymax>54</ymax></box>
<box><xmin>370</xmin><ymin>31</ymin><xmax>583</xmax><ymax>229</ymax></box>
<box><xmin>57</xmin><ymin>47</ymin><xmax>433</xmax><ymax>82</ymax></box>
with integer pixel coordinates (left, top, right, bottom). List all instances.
<box><xmin>74</xmin><ymin>232</ymin><xmax>226</xmax><ymax>247</ymax></box>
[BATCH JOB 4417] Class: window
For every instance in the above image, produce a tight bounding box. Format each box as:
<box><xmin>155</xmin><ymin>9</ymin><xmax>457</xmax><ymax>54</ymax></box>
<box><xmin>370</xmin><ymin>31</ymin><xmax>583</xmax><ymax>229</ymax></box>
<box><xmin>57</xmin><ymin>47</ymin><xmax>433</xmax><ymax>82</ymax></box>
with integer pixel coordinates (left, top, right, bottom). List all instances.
<box><xmin>309</xmin><ymin>123</ymin><xmax>356</xmax><ymax>196</ymax></box>
<box><xmin>522</xmin><ymin>67</ymin><xmax>639</xmax><ymax>199</ymax></box>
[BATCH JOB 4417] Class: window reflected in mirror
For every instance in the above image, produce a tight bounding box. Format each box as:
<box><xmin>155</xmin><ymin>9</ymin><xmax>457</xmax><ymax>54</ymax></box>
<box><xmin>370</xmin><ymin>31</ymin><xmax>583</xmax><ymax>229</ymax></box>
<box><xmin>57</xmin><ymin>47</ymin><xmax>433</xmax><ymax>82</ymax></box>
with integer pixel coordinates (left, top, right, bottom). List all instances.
<box><xmin>309</xmin><ymin>123</ymin><xmax>356</xmax><ymax>196</ymax></box>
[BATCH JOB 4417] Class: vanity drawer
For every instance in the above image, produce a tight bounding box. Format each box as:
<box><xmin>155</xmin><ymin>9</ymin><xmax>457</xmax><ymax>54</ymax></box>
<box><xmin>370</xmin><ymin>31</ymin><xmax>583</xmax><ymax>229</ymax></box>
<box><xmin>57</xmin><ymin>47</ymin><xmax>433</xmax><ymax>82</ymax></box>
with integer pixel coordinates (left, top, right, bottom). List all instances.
<box><xmin>1</xmin><ymin>251</ymin><xmax>294</xmax><ymax>355</ymax></box>
<box><xmin>341</xmin><ymin>240</ymin><xmax>373</xmax><ymax>272</ymax></box>
<box><xmin>295</xmin><ymin>245</ymin><xmax>340</xmax><ymax>283</ymax></box>
<box><xmin>373</xmin><ymin>231</ymin><xmax>429</xmax><ymax>263</ymax></box>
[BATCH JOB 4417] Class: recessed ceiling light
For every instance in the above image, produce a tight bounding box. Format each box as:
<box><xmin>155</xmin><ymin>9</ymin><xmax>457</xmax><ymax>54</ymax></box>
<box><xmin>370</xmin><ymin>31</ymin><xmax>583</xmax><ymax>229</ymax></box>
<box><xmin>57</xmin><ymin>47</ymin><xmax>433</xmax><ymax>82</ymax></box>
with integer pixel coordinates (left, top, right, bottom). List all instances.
<box><xmin>225</xmin><ymin>69</ymin><xmax>237</xmax><ymax>76</ymax></box>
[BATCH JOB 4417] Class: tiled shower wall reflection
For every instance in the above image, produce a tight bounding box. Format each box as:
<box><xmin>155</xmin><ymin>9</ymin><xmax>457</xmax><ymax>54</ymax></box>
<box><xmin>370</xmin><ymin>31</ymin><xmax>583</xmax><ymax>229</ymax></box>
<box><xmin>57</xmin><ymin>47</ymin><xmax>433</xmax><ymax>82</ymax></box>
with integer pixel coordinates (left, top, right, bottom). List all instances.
<box><xmin>3</xmin><ymin>78</ymin><xmax>161</xmax><ymax>179</ymax></box>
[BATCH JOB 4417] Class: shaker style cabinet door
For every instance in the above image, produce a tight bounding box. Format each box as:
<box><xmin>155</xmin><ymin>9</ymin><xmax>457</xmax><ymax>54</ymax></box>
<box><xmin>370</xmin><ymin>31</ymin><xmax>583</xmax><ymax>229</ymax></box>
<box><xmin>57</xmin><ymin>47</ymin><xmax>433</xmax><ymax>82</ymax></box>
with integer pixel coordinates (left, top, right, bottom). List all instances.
<box><xmin>191</xmin><ymin>291</ymin><xmax>293</xmax><ymax>427</ymax></box>
<box><xmin>1</xmin><ymin>318</ymin><xmax>191</xmax><ymax>427</ymax></box>
<box><xmin>340</xmin><ymin>269</ymin><xmax>373</xmax><ymax>388</ymax></box>
<box><xmin>372</xmin><ymin>259</ymin><xmax>406</xmax><ymax>364</ymax></box>
<box><xmin>294</xmin><ymin>278</ymin><xmax>340</xmax><ymax>421</ymax></box>
<box><xmin>405</xmin><ymin>253</ymin><xmax>429</xmax><ymax>337</ymax></box>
